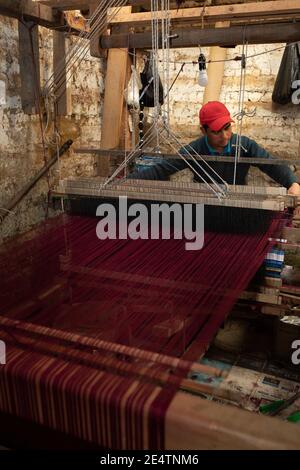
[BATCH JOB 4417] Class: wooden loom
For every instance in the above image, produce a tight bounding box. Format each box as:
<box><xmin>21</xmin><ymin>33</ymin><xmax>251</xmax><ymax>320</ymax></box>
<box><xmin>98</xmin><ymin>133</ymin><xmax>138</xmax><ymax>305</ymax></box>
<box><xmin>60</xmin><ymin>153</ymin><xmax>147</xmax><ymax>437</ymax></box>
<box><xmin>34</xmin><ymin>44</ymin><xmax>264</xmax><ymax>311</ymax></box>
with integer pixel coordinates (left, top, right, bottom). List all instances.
<box><xmin>52</xmin><ymin>177</ymin><xmax>300</xmax><ymax>309</ymax></box>
<box><xmin>1</xmin><ymin>0</ymin><xmax>300</xmax><ymax>450</ymax></box>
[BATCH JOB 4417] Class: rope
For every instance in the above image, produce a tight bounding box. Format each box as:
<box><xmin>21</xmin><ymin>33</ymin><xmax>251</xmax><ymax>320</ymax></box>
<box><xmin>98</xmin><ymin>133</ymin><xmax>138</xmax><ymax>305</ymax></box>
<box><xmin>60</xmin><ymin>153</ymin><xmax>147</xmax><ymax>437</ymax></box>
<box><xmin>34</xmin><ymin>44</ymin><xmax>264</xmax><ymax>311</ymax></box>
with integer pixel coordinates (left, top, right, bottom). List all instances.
<box><xmin>102</xmin><ymin>1</ymin><xmax>232</xmax><ymax>199</ymax></box>
<box><xmin>121</xmin><ymin>41</ymin><xmax>300</xmax><ymax>66</ymax></box>
<box><xmin>25</xmin><ymin>21</ymin><xmax>51</xmax><ymax>219</ymax></box>
<box><xmin>233</xmin><ymin>28</ymin><xmax>249</xmax><ymax>186</ymax></box>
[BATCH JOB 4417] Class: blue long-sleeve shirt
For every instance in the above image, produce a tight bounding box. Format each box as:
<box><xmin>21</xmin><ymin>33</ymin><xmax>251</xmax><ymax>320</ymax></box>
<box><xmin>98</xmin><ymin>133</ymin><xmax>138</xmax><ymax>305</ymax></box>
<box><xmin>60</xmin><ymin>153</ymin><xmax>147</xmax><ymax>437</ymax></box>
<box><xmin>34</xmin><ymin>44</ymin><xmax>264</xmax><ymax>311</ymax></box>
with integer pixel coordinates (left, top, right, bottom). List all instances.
<box><xmin>128</xmin><ymin>134</ymin><xmax>297</xmax><ymax>188</ymax></box>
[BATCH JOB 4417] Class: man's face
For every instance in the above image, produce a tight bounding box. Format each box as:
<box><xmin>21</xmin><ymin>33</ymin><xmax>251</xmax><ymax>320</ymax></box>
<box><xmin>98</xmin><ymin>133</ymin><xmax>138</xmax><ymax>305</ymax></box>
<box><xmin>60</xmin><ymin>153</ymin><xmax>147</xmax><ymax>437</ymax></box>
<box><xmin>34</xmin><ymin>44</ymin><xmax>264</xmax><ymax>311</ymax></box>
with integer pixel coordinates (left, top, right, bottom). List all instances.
<box><xmin>202</xmin><ymin>122</ymin><xmax>232</xmax><ymax>149</ymax></box>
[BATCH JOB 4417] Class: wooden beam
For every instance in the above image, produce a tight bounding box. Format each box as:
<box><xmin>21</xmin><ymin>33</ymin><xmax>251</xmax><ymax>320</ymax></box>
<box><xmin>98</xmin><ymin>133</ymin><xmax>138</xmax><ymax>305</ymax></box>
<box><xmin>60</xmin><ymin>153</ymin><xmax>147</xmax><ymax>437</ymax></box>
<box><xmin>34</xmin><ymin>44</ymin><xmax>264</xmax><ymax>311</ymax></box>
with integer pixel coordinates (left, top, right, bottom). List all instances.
<box><xmin>37</xmin><ymin>0</ymin><xmax>177</xmax><ymax>10</ymax></box>
<box><xmin>101</xmin><ymin>21</ymin><xmax>300</xmax><ymax>49</ymax></box>
<box><xmin>166</xmin><ymin>391</ymin><xmax>300</xmax><ymax>450</ymax></box>
<box><xmin>18</xmin><ymin>21</ymin><xmax>40</xmax><ymax>115</ymax></box>
<box><xmin>108</xmin><ymin>1</ymin><xmax>300</xmax><ymax>28</ymax></box>
<box><xmin>282</xmin><ymin>226</ymin><xmax>300</xmax><ymax>243</ymax></box>
<box><xmin>54</xmin><ymin>177</ymin><xmax>286</xmax><ymax>211</ymax></box>
<box><xmin>99</xmin><ymin>51</ymin><xmax>129</xmax><ymax>175</ymax></box>
<box><xmin>203</xmin><ymin>21</ymin><xmax>230</xmax><ymax>104</ymax></box>
<box><xmin>53</xmin><ymin>31</ymin><xmax>67</xmax><ymax>115</ymax></box>
<box><xmin>240</xmin><ymin>291</ymin><xmax>281</xmax><ymax>304</ymax></box>
<box><xmin>73</xmin><ymin>148</ymin><xmax>300</xmax><ymax>167</ymax></box>
<box><xmin>38</xmin><ymin>0</ymin><xmax>94</xmax><ymax>9</ymax></box>
<box><xmin>0</xmin><ymin>0</ymin><xmax>63</xmax><ymax>28</ymax></box>
<box><xmin>99</xmin><ymin>6</ymin><xmax>132</xmax><ymax>176</ymax></box>
<box><xmin>89</xmin><ymin>1</ymin><xmax>104</xmax><ymax>58</ymax></box>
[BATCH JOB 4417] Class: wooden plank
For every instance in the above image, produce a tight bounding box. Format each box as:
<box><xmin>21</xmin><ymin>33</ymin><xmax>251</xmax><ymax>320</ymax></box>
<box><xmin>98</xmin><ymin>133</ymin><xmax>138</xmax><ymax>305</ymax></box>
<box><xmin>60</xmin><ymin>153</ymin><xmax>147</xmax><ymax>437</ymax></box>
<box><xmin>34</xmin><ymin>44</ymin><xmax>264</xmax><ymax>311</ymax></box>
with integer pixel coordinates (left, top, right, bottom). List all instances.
<box><xmin>89</xmin><ymin>1</ymin><xmax>105</xmax><ymax>58</ymax></box>
<box><xmin>240</xmin><ymin>291</ymin><xmax>281</xmax><ymax>304</ymax></box>
<box><xmin>73</xmin><ymin>148</ymin><xmax>300</xmax><ymax>167</ymax></box>
<box><xmin>99</xmin><ymin>7</ymin><xmax>132</xmax><ymax>176</ymax></box>
<box><xmin>281</xmin><ymin>285</ymin><xmax>300</xmax><ymax>296</ymax></box>
<box><xmin>264</xmin><ymin>277</ymin><xmax>282</xmax><ymax>288</ymax></box>
<box><xmin>59</xmin><ymin>175</ymin><xmax>288</xmax><ymax>196</ymax></box>
<box><xmin>203</xmin><ymin>21</ymin><xmax>230</xmax><ymax>104</ymax></box>
<box><xmin>55</xmin><ymin>179</ymin><xmax>285</xmax><ymax>210</ymax></box>
<box><xmin>165</xmin><ymin>391</ymin><xmax>300</xmax><ymax>450</ymax></box>
<box><xmin>53</xmin><ymin>31</ymin><xmax>67</xmax><ymax>115</ymax></box>
<box><xmin>282</xmin><ymin>227</ymin><xmax>300</xmax><ymax>244</ymax></box>
<box><xmin>261</xmin><ymin>305</ymin><xmax>288</xmax><ymax>316</ymax></box>
<box><xmin>101</xmin><ymin>21</ymin><xmax>300</xmax><ymax>49</ymax></box>
<box><xmin>99</xmin><ymin>49</ymin><xmax>130</xmax><ymax>175</ymax></box>
<box><xmin>0</xmin><ymin>0</ymin><xmax>63</xmax><ymax>28</ymax></box>
<box><xmin>18</xmin><ymin>22</ymin><xmax>40</xmax><ymax>115</ymax></box>
<box><xmin>109</xmin><ymin>1</ymin><xmax>300</xmax><ymax>28</ymax></box>
<box><xmin>38</xmin><ymin>0</ymin><xmax>94</xmax><ymax>9</ymax></box>
<box><xmin>38</xmin><ymin>0</ymin><xmax>146</xmax><ymax>9</ymax></box>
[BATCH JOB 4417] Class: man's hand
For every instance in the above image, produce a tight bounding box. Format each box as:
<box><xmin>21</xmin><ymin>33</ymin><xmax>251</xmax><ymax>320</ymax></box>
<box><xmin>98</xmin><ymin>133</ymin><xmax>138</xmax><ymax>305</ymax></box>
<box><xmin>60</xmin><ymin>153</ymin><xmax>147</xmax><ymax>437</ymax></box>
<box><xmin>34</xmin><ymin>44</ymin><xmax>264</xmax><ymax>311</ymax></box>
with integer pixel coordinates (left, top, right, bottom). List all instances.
<box><xmin>288</xmin><ymin>182</ymin><xmax>300</xmax><ymax>196</ymax></box>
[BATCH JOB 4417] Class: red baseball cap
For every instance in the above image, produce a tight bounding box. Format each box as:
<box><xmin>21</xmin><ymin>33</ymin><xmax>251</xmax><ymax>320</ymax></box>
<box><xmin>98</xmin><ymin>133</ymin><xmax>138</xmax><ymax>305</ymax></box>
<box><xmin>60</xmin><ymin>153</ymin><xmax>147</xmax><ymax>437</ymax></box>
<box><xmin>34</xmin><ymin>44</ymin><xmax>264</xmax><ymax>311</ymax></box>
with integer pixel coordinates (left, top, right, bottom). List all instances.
<box><xmin>199</xmin><ymin>101</ymin><xmax>234</xmax><ymax>131</ymax></box>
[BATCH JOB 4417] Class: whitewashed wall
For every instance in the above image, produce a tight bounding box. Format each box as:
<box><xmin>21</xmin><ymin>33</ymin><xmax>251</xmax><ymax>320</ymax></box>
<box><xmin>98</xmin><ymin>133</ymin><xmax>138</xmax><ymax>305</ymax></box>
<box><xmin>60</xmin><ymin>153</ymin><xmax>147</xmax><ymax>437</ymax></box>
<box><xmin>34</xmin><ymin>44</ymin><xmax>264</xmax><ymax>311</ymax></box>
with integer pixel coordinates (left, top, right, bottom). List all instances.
<box><xmin>0</xmin><ymin>11</ymin><xmax>299</xmax><ymax>241</ymax></box>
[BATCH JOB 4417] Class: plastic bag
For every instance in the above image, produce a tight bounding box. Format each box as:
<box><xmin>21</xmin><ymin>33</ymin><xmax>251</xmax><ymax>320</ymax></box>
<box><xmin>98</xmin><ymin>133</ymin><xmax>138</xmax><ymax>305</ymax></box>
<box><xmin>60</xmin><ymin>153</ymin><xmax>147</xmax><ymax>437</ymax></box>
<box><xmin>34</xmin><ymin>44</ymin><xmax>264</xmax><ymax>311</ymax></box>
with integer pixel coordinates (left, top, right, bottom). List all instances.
<box><xmin>139</xmin><ymin>54</ymin><xmax>164</xmax><ymax>108</ymax></box>
<box><xmin>125</xmin><ymin>65</ymin><xmax>142</xmax><ymax>108</ymax></box>
<box><xmin>272</xmin><ymin>42</ymin><xmax>300</xmax><ymax>105</ymax></box>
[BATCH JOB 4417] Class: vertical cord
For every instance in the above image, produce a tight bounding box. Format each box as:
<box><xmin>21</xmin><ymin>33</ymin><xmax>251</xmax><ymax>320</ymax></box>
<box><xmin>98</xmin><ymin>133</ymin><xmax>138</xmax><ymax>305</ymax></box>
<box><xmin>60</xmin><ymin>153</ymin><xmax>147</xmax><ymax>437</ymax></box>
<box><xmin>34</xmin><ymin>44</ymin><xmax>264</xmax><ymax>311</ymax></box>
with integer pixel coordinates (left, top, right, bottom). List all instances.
<box><xmin>53</xmin><ymin>100</ymin><xmax>64</xmax><ymax>212</ymax></box>
<box><xmin>233</xmin><ymin>29</ymin><xmax>248</xmax><ymax>186</ymax></box>
<box><xmin>166</xmin><ymin>0</ymin><xmax>170</xmax><ymax>130</ymax></box>
<box><xmin>151</xmin><ymin>0</ymin><xmax>160</xmax><ymax>151</ymax></box>
<box><xmin>26</xmin><ymin>22</ymin><xmax>51</xmax><ymax>219</ymax></box>
<box><xmin>124</xmin><ymin>34</ymin><xmax>129</xmax><ymax>178</ymax></box>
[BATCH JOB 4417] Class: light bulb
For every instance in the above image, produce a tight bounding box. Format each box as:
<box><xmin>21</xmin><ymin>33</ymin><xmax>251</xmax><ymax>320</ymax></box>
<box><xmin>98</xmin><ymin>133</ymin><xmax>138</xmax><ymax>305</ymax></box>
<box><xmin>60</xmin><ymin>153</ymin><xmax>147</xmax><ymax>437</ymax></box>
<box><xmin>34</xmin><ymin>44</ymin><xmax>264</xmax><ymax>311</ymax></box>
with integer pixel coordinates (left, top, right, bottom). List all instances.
<box><xmin>198</xmin><ymin>69</ymin><xmax>208</xmax><ymax>87</ymax></box>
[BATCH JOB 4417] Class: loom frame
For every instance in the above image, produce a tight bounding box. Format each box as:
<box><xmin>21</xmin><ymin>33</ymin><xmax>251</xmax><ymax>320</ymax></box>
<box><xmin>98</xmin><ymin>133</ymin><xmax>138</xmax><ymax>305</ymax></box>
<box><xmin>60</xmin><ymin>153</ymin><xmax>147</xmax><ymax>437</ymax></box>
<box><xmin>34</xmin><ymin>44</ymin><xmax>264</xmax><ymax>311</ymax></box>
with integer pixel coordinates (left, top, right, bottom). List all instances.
<box><xmin>1</xmin><ymin>0</ymin><xmax>300</xmax><ymax>450</ymax></box>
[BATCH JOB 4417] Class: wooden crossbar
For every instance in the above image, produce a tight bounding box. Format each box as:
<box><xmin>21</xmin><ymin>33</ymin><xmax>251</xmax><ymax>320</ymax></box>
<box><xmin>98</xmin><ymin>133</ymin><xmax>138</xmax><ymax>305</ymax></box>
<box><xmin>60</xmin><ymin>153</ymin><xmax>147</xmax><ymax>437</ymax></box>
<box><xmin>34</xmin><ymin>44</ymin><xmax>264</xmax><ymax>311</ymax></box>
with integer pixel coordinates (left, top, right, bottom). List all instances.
<box><xmin>54</xmin><ymin>177</ymin><xmax>286</xmax><ymax>210</ymax></box>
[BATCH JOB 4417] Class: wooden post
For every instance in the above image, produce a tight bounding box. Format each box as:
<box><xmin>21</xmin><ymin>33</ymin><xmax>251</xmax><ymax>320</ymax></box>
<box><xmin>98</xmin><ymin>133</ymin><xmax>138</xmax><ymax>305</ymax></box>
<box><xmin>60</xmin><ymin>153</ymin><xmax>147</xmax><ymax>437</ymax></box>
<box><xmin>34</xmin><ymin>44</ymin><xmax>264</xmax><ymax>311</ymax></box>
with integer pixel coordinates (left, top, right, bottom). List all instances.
<box><xmin>120</xmin><ymin>53</ymin><xmax>134</xmax><ymax>152</ymax></box>
<box><xmin>0</xmin><ymin>0</ymin><xmax>60</xmax><ymax>27</ymax></box>
<box><xmin>18</xmin><ymin>21</ymin><xmax>40</xmax><ymax>115</ymax></box>
<box><xmin>203</xmin><ymin>21</ymin><xmax>230</xmax><ymax>104</ymax></box>
<box><xmin>89</xmin><ymin>1</ymin><xmax>105</xmax><ymax>59</ymax></box>
<box><xmin>53</xmin><ymin>31</ymin><xmax>67</xmax><ymax>116</ymax></box>
<box><xmin>99</xmin><ymin>48</ymin><xmax>130</xmax><ymax>176</ymax></box>
<box><xmin>98</xmin><ymin>6</ymin><xmax>132</xmax><ymax>176</ymax></box>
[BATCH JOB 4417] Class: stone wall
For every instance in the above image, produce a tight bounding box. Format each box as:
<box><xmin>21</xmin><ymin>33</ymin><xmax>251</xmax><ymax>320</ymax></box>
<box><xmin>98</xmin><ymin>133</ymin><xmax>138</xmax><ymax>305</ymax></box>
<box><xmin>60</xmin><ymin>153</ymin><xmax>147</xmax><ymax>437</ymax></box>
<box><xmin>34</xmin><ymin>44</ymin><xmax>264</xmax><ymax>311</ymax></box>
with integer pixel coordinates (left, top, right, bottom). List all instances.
<box><xmin>0</xmin><ymin>15</ymin><xmax>104</xmax><ymax>242</ymax></box>
<box><xmin>167</xmin><ymin>45</ymin><xmax>299</xmax><ymax>157</ymax></box>
<box><xmin>164</xmin><ymin>44</ymin><xmax>300</xmax><ymax>184</ymax></box>
<box><xmin>0</xmin><ymin>10</ymin><xmax>299</xmax><ymax>242</ymax></box>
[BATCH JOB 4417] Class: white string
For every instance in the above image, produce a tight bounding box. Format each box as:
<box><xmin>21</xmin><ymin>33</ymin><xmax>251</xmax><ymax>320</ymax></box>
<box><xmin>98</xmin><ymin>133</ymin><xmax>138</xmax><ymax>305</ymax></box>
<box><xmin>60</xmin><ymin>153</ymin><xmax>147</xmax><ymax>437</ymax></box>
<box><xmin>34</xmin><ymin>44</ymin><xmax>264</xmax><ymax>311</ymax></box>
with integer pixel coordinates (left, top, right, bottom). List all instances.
<box><xmin>102</xmin><ymin>120</ymin><xmax>227</xmax><ymax>198</ymax></box>
<box><xmin>44</xmin><ymin>1</ymin><xmax>110</xmax><ymax>92</ymax></box>
<box><xmin>101</xmin><ymin>122</ymin><xmax>159</xmax><ymax>188</ymax></box>
<box><xmin>233</xmin><ymin>37</ymin><xmax>248</xmax><ymax>185</ymax></box>
<box><xmin>159</xmin><ymin>123</ymin><xmax>228</xmax><ymax>197</ymax></box>
<box><xmin>119</xmin><ymin>41</ymin><xmax>299</xmax><ymax>66</ymax></box>
<box><xmin>43</xmin><ymin>0</ymin><xmax>128</xmax><ymax>100</ymax></box>
<box><xmin>102</xmin><ymin>0</ymin><xmax>228</xmax><ymax>199</ymax></box>
<box><xmin>165</xmin><ymin>0</ymin><xmax>170</xmax><ymax>130</ymax></box>
<box><xmin>41</xmin><ymin>1</ymin><xmax>129</xmax><ymax>165</ymax></box>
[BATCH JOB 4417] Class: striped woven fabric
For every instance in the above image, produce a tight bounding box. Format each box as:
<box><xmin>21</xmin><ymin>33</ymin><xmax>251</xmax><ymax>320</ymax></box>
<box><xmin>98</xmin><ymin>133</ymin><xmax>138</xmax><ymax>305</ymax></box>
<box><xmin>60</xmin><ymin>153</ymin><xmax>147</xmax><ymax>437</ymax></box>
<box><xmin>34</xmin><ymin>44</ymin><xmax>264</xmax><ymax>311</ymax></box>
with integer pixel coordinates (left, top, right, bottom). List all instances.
<box><xmin>0</xmin><ymin>316</ymin><xmax>175</xmax><ymax>449</ymax></box>
<box><xmin>0</xmin><ymin>213</ymin><xmax>287</xmax><ymax>448</ymax></box>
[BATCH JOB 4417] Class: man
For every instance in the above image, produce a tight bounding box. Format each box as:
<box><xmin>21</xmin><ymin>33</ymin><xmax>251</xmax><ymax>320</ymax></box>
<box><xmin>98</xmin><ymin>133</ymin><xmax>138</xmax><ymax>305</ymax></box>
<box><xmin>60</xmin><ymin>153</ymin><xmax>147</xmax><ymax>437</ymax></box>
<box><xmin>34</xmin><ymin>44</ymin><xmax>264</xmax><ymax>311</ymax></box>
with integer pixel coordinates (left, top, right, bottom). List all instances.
<box><xmin>128</xmin><ymin>101</ymin><xmax>300</xmax><ymax>195</ymax></box>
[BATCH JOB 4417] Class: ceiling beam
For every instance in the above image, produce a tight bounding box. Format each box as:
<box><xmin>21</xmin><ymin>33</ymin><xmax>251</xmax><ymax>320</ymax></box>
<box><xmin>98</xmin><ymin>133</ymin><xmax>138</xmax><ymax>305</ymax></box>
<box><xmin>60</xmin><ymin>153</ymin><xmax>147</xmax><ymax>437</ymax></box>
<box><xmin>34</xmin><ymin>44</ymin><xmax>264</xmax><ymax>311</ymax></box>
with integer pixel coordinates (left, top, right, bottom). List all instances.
<box><xmin>0</xmin><ymin>0</ymin><xmax>63</xmax><ymax>28</ymax></box>
<box><xmin>100</xmin><ymin>21</ymin><xmax>300</xmax><ymax>48</ymax></box>
<box><xmin>108</xmin><ymin>1</ymin><xmax>300</xmax><ymax>28</ymax></box>
<box><xmin>37</xmin><ymin>0</ymin><xmax>156</xmax><ymax>10</ymax></box>
<box><xmin>37</xmin><ymin>0</ymin><xmax>96</xmax><ymax>10</ymax></box>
